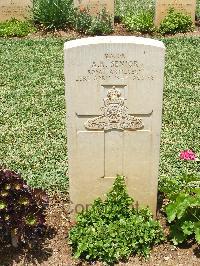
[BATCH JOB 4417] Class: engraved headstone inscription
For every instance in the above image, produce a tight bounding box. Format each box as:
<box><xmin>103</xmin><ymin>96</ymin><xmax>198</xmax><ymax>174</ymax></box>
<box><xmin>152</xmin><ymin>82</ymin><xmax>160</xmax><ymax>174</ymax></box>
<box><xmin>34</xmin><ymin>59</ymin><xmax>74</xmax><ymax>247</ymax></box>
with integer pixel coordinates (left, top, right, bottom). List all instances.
<box><xmin>64</xmin><ymin>36</ymin><xmax>165</xmax><ymax>218</ymax></box>
<box><xmin>0</xmin><ymin>0</ymin><xmax>32</xmax><ymax>22</ymax></box>
<box><xmin>74</xmin><ymin>0</ymin><xmax>114</xmax><ymax>16</ymax></box>
<box><xmin>155</xmin><ymin>0</ymin><xmax>196</xmax><ymax>26</ymax></box>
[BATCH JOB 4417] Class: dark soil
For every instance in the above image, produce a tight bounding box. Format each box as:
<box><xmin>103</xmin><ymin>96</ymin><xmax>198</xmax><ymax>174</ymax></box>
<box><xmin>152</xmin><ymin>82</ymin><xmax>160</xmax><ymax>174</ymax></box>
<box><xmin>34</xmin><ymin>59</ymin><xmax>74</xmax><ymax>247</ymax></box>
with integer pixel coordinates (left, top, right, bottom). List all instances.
<box><xmin>0</xmin><ymin>196</ymin><xmax>199</xmax><ymax>266</ymax></box>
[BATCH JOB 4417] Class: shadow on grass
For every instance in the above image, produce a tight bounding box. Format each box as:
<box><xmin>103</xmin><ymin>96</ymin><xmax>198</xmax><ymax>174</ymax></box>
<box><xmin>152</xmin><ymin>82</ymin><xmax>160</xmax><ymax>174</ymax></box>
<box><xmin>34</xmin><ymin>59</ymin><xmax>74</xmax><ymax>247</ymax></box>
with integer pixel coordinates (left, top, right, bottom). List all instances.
<box><xmin>0</xmin><ymin>225</ymin><xmax>56</xmax><ymax>266</ymax></box>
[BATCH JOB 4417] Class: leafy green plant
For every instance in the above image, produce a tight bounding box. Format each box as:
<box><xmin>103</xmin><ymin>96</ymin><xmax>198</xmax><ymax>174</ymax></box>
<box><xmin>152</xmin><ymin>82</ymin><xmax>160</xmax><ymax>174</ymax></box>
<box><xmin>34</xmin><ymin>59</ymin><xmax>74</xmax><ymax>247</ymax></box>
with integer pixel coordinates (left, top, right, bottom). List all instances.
<box><xmin>74</xmin><ymin>9</ymin><xmax>92</xmax><ymax>34</ymax></box>
<box><xmin>166</xmin><ymin>190</ymin><xmax>200</xmax><ymax>245</ymax></box>
<box><xmin>32</xmin><ymin>0</ymin><xmax>75</xmax><ymax>30</ymax></box>
<box><xmin>161</xmin><ymin>150</ymin><xmax>200</xmax><ymax>245</ymax></box>
<box><xmin>0</xmin><ymin>169</ymin><xmax>48</xmax><ymax>247</ymax></box>
<box><xmin>88</xmin><ymin>9</ymin><xmax>113</xmax><ymax>35</ymax></box>
<box><xmin>123</xmin><ymin>10</ymin><xmax>155</xmax><ymax>33</ymax></box>
<box><xmin>75</xmin><ymin>8</ymin><xmax>113</xmax><ymax>35</ymax></box>
<box><xmin>69</xmin><ymin>176</ymin><xmax>164</xmax><ymax>265</ymax></box>
<box><xmin>159</xmin><ymin>8</ymin><xmax>193</xmax><ymax>35</ymax></box>
<box><xmin>0</xmin><ymin>19</ymin><xmax>36</xmax><ymax>37</ymax></box>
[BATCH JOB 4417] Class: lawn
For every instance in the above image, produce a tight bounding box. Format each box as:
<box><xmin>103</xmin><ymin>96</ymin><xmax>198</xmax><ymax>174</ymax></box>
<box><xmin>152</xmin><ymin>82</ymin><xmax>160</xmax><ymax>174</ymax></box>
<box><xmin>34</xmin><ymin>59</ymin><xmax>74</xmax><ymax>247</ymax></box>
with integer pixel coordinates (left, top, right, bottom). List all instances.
<box><xmin>0</xmin><ymin>38</ymin><xmax>67</xmax><ymax>193</ymax></box>
<box><xmin>0</xmin><ymin>37</ymin><xmax>200</xmax><ymax>194</ymax></box>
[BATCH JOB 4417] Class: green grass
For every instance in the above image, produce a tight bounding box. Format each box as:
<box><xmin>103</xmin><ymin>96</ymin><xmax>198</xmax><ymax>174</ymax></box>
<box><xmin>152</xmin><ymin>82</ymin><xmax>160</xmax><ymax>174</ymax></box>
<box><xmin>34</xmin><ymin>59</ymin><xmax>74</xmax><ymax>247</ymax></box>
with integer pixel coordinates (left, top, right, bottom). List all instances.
<box><xmin>0</xmin><ymin>37</ymin><xmax>199</xmax><ymax>194</ymax></box>
<box><xmin>0</xmin><ymin>38</ymin><xmax>68</xmax><ymax>193</ymax></box>
<box><xmin>0</xmin><ymin>19</ymin><xmax>36</xmax><ymax>37</ymax></box>
<box><xmin>160</xmin><ymin>38</ymin><xmax>200</xmax><ymax>177</ymax></box>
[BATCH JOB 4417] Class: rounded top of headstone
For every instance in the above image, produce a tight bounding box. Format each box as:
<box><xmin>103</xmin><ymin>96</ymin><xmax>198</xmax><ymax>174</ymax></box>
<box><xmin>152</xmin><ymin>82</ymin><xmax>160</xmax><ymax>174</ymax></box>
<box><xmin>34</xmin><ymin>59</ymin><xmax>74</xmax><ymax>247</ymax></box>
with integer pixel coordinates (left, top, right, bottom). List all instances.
<box><xmin>64</xmin><ymin>36</ymin><xmax>165</xmax><ymax>50</ymax></box>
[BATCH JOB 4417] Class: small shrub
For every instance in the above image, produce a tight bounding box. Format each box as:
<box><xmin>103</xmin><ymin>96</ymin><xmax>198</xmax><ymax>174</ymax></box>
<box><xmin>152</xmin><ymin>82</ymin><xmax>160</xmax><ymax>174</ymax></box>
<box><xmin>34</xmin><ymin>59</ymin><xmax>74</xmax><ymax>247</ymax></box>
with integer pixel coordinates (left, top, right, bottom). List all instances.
<box><xmin>74</xmin><ymin>10</ymin><xmax>92</xmax><ymax>34</ymax></box>
<box><xmin>69</xmin><ymin>176</ymin><xmax>164</xmax><ymax>265</ymax></box>
<box><xmin>115</xmin><ymin>0</ymin><xmax>155</xmax><ymax>22</ymax></box>
<box><xmin>159</xmin><ymin>8</ymin><xmax>193</xmax><ymax>35</ymax></box>
<box><xmin>160</xmin><ymin>150</ymin><xmax>200</xmax><ymax>245</ymax></box>
<box><xmin>123</xmin><ymin>10</ymin><xmax>155</xmax><ymax>33</ymax></box>
<box><xmin>75</xmin><ymin>9</ymin><xmax>113</xmax><ymax>35</ymax></box>
<box><xmin>0</xmin><ymin>169</ymin><xmax>48</xmax><ymax>247</ymax></box>
<box><xmin>166</xmin><ymin>189</ymin><xmax>200</xmax><ymax>245</ymax></box>
<box><xmin>32</xmin><ymin>0</ymin><xmax>75</xmax><ymax>30</ymax></box>
<box><xmin>88</xmin><ymin>10</ymin><xmax>113</xmax><ymax>35</ymax></box>
<box><xmin>0</xmin><ymin>19</ymin><xmax>36</xmax><ymax>37</ymax></box>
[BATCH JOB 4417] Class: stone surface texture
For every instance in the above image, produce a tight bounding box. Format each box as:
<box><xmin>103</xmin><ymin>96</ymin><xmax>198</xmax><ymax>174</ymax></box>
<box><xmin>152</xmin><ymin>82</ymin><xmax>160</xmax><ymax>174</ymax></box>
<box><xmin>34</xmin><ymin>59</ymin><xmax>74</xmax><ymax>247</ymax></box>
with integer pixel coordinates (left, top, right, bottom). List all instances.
<box><xmin>0</xmin><ymin>0</ymin><xmax>32</xmax><ymax>21</ymax></box>
<box><xmin>64</xmin><ymin>36</ymin><xmax>165</xmax><ymax>218</ymax></box>
<box><xmin>74</xmin><ymin>0</ymin><xmax>114</xmax><ymax>16</ymax></box>
<box><xmin>155</xmin><ymin>0</ymin><xmax>196</xmax><ymax>26</ymax></box>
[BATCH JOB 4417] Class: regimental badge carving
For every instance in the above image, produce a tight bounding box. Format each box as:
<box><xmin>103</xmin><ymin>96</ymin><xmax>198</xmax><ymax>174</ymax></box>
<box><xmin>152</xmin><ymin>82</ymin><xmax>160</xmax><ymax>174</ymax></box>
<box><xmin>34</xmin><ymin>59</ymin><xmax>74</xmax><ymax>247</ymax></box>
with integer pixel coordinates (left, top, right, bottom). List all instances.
<box><xmin>84</xmin><ymin>86</ymin><xmax>144</xmax><ymax>131</ymax></box>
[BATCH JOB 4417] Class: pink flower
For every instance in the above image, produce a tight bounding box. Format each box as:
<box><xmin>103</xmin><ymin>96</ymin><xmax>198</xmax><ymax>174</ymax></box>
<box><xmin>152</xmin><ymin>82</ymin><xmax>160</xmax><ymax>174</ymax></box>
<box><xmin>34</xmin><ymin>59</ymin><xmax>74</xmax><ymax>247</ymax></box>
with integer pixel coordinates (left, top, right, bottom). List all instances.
<box><xmin>180</xmin><ymin>150</ymin><xmax>197</xmax><ymax>161</ymax></box>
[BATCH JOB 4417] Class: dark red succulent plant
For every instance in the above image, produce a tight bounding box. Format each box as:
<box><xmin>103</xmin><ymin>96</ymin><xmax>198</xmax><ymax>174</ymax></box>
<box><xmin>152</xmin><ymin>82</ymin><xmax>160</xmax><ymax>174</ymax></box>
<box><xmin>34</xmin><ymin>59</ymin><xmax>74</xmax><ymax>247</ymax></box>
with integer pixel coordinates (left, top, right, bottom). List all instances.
<box><xmin>0</xmin><ymin>168</ymin><xmax>49</xmax><ymax>247</ymax></box>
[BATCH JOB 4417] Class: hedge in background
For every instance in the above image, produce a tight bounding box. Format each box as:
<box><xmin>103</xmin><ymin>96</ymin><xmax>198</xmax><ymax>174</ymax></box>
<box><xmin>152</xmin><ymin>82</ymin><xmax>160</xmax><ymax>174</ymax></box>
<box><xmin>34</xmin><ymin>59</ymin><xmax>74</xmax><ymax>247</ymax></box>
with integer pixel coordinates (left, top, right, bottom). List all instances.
<box><xmin>159</xmin><ymin>8</ymin><xmax>193</xmax><ymax>35</ymax></box>
<box><xmin>123</xmin><ymin>10</ymin><xmax>155</xmax><ymax>33</ymax></box>
<box><xmin>75</xmin><ymin>8</ymin><xmax>113</xmax><ymax>35</ymax></box>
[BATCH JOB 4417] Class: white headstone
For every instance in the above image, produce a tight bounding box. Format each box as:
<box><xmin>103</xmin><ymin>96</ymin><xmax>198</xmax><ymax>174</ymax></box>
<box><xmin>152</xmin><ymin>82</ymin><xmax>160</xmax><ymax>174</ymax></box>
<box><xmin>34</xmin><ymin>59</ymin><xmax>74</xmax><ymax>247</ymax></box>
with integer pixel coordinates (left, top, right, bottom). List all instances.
<box><xmin>0</xmin><ymin>0</ymin><xmax>32</xmax><ymax>21</ymax></box>
<box><xmin>155</xmin><ymin>0</ymin><xmax>196</xmax><ymax>26</ymax></box>
<box><xmin>74</xmin><ymin>0</ymin><xmax>114</xmax><ymax>16</ymax></box>
<box><xmin>64</xmin><ymin>36</ymin><xmax>165</xmax><ymax>217</ymax></box>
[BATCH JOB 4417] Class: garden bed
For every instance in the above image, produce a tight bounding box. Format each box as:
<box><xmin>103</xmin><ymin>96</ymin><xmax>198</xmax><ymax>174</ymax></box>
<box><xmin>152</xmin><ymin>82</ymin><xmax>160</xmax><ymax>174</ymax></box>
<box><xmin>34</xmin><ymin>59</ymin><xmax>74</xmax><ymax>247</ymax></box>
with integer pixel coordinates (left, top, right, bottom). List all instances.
<box><xmin>2</xmin><ymin>21</ymin><xmax>200</xmax><ymax>40</ymax></box>
<box><xmin>0</xmin><ymin>196</ymin><xmax>199</xmax><ymax>266</ymax></box>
